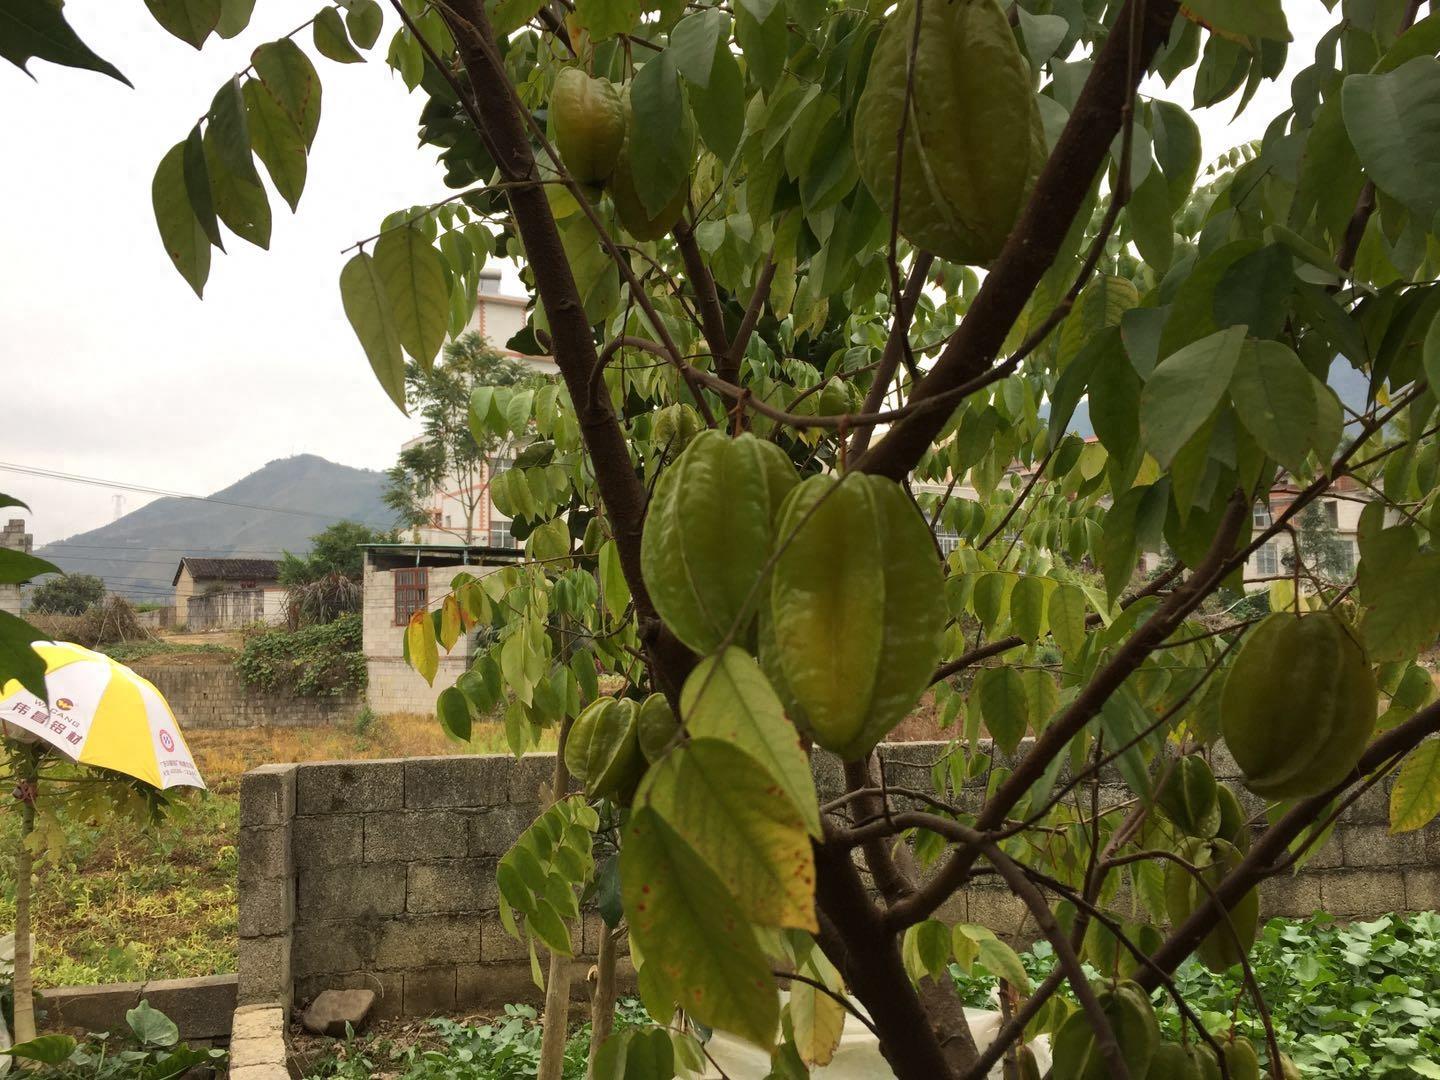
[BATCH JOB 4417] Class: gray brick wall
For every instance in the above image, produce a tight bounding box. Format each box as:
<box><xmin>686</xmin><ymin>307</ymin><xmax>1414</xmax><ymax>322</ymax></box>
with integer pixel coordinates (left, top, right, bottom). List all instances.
<box><xmin>239</xmin><ymin>741</ymin><xmax>1440</xmax><ymax>1018</ymax></box>
<box><xmin>135</xmin><ymin>664</ymin><xmax>363</xmax><ymax>730</ymax></box>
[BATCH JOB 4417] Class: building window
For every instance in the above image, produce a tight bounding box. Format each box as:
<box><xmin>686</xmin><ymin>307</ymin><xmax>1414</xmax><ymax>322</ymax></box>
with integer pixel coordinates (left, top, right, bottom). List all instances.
<box><xmin>1256</xmin><ymin>543</ymin><xmax>1279</xmax><ymax>577</ymax></box>
<box><xmin>1324</xmin><ymin>501</ymin><xmax>1339</xmax><ymax>528</ymax></box>
<box><xmin>935</xmin><ymin>529</ymin><xmax>960</xmax><ymax>556</ymax></box>
<box><xmin>490</xmin><ymin>520</ymin><xmax>516</xmax><ymax>549</ymax></box>
<box><xmin>1253</xmin><ymin>503</ymin><xmax>1272</xmax><ymax>528</ymax></box>
<box><xmin>1337</xmin><ymin>538</ymin><xmax>1356</xmax><ymax>575</ymax></box>
<box><xmin>394</xmin><ymin>567</ymin><xmax>429</xmax><ymax>625</ymax></box>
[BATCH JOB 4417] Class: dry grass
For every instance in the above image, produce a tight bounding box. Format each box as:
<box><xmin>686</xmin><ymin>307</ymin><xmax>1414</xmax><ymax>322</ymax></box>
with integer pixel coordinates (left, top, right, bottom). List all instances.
<box><xmin>0</xmin><ymin>714</ymin><xmax>548</xmax><ymax>988</ymax></box>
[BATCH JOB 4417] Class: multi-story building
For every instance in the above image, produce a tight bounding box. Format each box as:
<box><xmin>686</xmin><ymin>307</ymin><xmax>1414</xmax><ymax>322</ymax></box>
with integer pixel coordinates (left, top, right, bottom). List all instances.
<box><xmin>1</xmin><ymin>519</ymin><xmax>33</xmax><ymax>616</ymax></box>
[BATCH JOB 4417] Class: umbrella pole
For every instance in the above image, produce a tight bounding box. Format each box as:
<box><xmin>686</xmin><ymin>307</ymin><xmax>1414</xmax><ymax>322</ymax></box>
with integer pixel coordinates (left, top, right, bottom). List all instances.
<box><xmin>12</xmin><ymin>751</ymin><xmax>38</xmax><ymax>1045</ymax></box>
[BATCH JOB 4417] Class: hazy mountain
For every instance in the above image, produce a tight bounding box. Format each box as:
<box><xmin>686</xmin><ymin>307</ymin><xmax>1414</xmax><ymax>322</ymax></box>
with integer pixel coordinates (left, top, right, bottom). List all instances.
<box><xmin>36</xmin><ymin>455</ymin><xmax>393</xmax><ymax>602</ymax></box>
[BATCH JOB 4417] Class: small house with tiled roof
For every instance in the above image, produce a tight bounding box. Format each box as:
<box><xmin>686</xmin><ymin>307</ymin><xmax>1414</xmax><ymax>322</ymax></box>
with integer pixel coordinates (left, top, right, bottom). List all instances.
<box><xmin>172</xmin><ymin>557</ymin><xmax>284</xmax><ymax>630</ymax></box>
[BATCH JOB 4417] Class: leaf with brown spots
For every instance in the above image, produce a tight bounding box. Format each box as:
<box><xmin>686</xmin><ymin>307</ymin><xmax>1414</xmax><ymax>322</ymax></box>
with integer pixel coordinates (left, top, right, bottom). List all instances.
<box><xmin>621</xmin><ymin>806</ymin><xmax>779</xmax><ymax>1048</ymax></box>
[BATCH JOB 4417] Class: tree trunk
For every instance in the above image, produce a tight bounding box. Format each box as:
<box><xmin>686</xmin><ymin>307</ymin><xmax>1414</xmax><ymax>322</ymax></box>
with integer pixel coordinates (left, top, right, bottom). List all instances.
<box><xmin>586</xmin><ymin>925</ymin><xmax>618</xmax><ymax>1076</ymax></box>
<box><xmin>12</xmin><ymin>754</ymin><xmax>39</xmax><ymax>1046</ymax></box>
<box><xmin>536</xmin><ymin>716</ymin><xmax>576</xmax><ymax>1080</ymax></box>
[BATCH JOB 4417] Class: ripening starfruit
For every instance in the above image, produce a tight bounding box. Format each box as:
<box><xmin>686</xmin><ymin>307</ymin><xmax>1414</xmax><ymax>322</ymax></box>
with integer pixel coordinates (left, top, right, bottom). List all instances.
<box><xmin>1164</xmin><ymin>837</ymin><xmax>1259</xmax><ymax>975</ymax></box>
<box><xmin>1215</xmin><ymin>782</ymin><xmax>1252</xmax><ymax>853</ymax></box>
<box><xmin>636</xmin><ymin>692</ymin><xmax>680</xmax><ymax>762</ymax></box>
<box><xmin>641</xmin><ymin>431</ymin><xmax>799</xmax><ymax>654</ymax></box>
<box><xmin>1146</xmin><ymin>1041</ymin><xmax>1204</xmax><ymax>1080</ymax></box>
<box><xmin>1222</xmin><ymin>1036</ymin><xmax>1262</xmax><ymax>1080</ymax></box>
<box><xmin>1016</xmin><ymin>1045</ymin><xmax>1043</xmax><ymax>1080</ymax></box>
<box><xmin>565</xmin><ymin>696</ymin><xmax>645</xmax><ymax>802</ymax></box>
<box><xmin>1220</xmin><ymin>611</ymin><xmax>1377</xmax><ymax>799</ymax></box>
<box><xmin>1157</xmin><ymin>755</ymin><xmax>1221</xmax><ymax>837</ymax></box>
<box><xmin>853</xmin><ymin>0</ymin><xmax>1046</xmax><ymax>265</ymax></box>
<box><xmin>651</xmin><ymin>403</ymin><xmax>703</xmax><ymax>458</ymax></box>
<box><xmin>550</xmin><ymin>68</ymin><xmax>626</xmax><ymax>185</ymax></box>
<box><xmin>1051</xmin><ymin>980</ymin><xmax>1159</xmax><ymax>1080</ymax></box>
<box><xmin>764</xmin><ymin>473</ymin><xmax>946</xmax><ymax>760</ymax></box>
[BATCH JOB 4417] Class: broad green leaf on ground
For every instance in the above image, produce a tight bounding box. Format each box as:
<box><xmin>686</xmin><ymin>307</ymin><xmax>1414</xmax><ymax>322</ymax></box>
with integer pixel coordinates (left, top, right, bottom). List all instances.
<box><xmin>127</xmin><ymin>1001</ymin><xmax>179</xmax><ymax>1048</ymax></box>
<box><xmin>629</xmin><ymin>52</ymin><xmax>691</xmax><ymax>217</ymax></box>
<box><xmin>1140</xmin><ymin>325</ymin><xmax>1246</xmax><ymax>466</ymax></box>
<box><xmin>252</xmin><ymin>39</ymin><xmax>321</xmax><ymax>148</ymax></box>
<box><xmin>144</xmin><ymin>0</ymin><xmax>221</xmax><ymax>49</ymax></box>
<box><xmin>0</xmin><ymin>0</ymin><xmax>131</xmax><ymax>83</ymax></box>
<box><xmin>1229</xmin><ymin>340</ymin><xmax>1324</xmax><ymax>475</ymax></box>
<box><xmin>1390</xmin><ymin>739</ymin><xmax>1440</xmax><ymax>834</ymax></box>
<box><xmin>1343</xmin><ymin>57</ymin><xmax>1440</xmax><ymax>220</ymax></box>
<box><xmin>373</xmin><ymin>224</ymin><xmax>449</xmax><ymax>365</ymax></box>
<box><xmin>339</xmin><ymin>252</ymin><xmax>406</xmax><ymax>411</ymax></box>
<box><xmin>313</xmin><ymin>7</ymin><xmax>364</xmax><ymax>63</ymax></box>
<box><xmin>152</xmin><ymin>141</ymin><xmax>212</xmax><ymax>297</ymax></box>
<box><xmin>621</xmin><ymin>807</ymin><xmax>780</xmax><ymax>1047</ymax></box>
<box><xmin>638</xmin><ymin>738</ymin><xmax>817</xmax><ymax>931</ymax></box>
<box><xmin>243</xmin><ymin>79</ymin><xmax>307</xmax><ymax>211</ymax></box>
<box><xmin>5</xmin><ymin>1035</ymin><xmax>79</xmax><ymax>1066</ymax></box>
<box><xmin>1181</xmin><ymin>0</ymin><xmax>1290</xmax><ymax>42</ymax></box>
<box><xmin>682</xmin><ymin>648</ymin><xmax>821</xmax><ymax>836</ymax></box>
<box><xmin>973</xmin><ymin>666</ymin><xmax>1029</xmax><ymax>755</ymax></box>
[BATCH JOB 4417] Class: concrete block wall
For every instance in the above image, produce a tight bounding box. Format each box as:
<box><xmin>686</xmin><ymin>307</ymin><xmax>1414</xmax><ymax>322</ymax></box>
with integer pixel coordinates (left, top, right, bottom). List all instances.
<box><xmin>240</xmin><ymin>741</ymin><xmax>1440</xmax><ymax>1019</ymax></box>
<box><xmin>135</xmin><ymin>664</ymin><xmax>363</xmax><ymax>730</ymax></box>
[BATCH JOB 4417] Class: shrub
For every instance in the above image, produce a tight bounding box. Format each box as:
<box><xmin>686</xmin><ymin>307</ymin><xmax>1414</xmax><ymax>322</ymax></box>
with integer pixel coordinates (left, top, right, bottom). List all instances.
<box><xmin>235</xmin><ymin>614</ymin><xmax>366</xmax><ymax>698</ymax></box>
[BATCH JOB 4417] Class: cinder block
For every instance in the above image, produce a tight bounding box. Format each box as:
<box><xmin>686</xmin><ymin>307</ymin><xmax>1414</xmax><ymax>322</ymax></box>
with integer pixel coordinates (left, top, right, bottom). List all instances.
<box><xmin>240</xmin><ymin>765</ymin><xmax>297</xmax><ymax>827</ymax></box>
<box><xmin>467</xmin><ymin>803</ymin><xmax>539</xmax><ymax>857</ymax></box>
<box><xmin>238</xmin><ymin>877</ymin><xmax>295</xmax><ymax>939</ymax></box>
<box><xmin>406</xmin><ymin>859</ymin><xmax>499</xmax><ymax>914</ymax></box>
<box><xmin>1302</xmin><ymin>834</ymin><xmax>1344</xmax><ymax>871</ymax></box>
<box><xmin>297</xmin><ymin>865</ymin><xmax>407</xmax><ymax>921</ymax></box>
<box><xmin>292</xmin><ymin>920</ymin><xmax>385</xmax><ymax>975</ymax></box>
<box><xmin>403</xmin><ymin>968</ymin><xmax>457</xmax><ymax>1016</ymax></box>
<box><xmin>1319</xmin><ymin>869</ymin><xmax>1406</xmax><ymax>916</ymax></box>
<box><xmin>293</xmin><ymin>815</ymin><xmax>365</xmax><ymax>869</ymax></box>
<box><xmin>480</xmin><ymin>915</ymin><xmax>531</xmax><ymax>962</ymax></box>
<box><xmin>1259</xmin><ymin>874</ymin><xmax>1322</xmax><ymax>919</ymax></box>
<box><xmin>405</xmin><ymin>756</ymin><xmax>514</xmax><ymax>809</ymax></box>
<box><xmin>509</xmin><ymin>754</ymin><xmax>569</xmax><ymax>803</ymax></box>
<box><xmin>456</xmin><ymin>962</ymin><xmax>547</xmax><ymax>1012</ymax></box>
<box><xmin>365</xmin><ymin>810</ymin><xmax>470</xmax><ymax>862</ymax></box>
<box><xmin>297</xmin><ymin>760</ymin><xmax>405</xmax><ymax>815</ymax></box>
<box><xmin>1404</xmin><ymin>868</ymin><xmax>1440</xmax><ymax>910</ymax></box>
<box><xmin>373</xmin><ymin>915</ymin><xmax>483</xmax><ymax>969</ymax></box>
<box><xmin>40</xmin><ymin>982</ymin><xmax>142</xmax><ymax>1034</ymax></box>
<box><xmin>237</xmin><ymin>935</ymin><xmax>292</xmax><ymax>1008</ymax></box>
<box><xmin>1208</xmin><ymin>745</ymin><xmax>1240</xmax><ymax>781</ymax></box>
<box><xmin>230</xmin><ymin>1002</ymin><xmax>285</xmax><ymax>1042</ymax></box>
<box><xmin>1341</xmin><ymin>825</ymin><xmax>1424</xmax><ymax>868</ymax></box>
<box><xmin>238</xmin><ymin>826</ymin><xmax>291</xmax><ymax>885</ymax></box>
<box><xmin>965</xmin><ymin>886</ymin><xmax>1030</xmax><ymax>937</ymax></box>
<box><xmin>1347</xmin><ymin>782</ymin><xmax>1393</xmax><ymax>825</ymax></box>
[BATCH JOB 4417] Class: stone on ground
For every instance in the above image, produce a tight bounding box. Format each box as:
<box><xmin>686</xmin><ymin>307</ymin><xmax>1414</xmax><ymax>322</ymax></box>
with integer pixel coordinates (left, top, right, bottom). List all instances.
<box><xmin>301</xmin><ymin>989</ymin><xmax>376</xmax><ymax>1038</ymax></box>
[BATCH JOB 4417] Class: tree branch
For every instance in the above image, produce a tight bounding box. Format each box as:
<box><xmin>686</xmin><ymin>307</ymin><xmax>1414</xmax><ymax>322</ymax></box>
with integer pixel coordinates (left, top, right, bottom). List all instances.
<box><xmin>850</xmin><ymin>253</ymin><xmax>935</xmax><ymax>458</ymax></box>
<box><xmin>675</xmin><ymin>220</ymin><xmax>732</xmax><ymax>374</ymax></box>
<box><xmin>856</xmin><ymin>0</ymin><xmax>1181</xmax><ymax>481</ymax></box>
<box><xmin>723</xmin><ymin>255</ymin><xmax>777</xmax><ymax>387</ymax></box>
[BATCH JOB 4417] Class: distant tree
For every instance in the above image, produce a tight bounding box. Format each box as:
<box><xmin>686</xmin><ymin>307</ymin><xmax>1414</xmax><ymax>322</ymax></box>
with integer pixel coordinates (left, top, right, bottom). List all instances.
<box><xmin>28</xmin><ymin>574</ymin><xmax>105</xmax><ymax>615</ymax></box>
<box><xmin>1283</xmin><ymin>502</ymin><xmax>1352</xmax><ymax>585</ymax></box>
<box><xmin>383</xmin><ymin>333</ymin><xmax>543</xmax><ymax>543</ymax></box>
<box><xmin>278</xmin><ymin>521</ymin><xmax>394</xmax><ymax>586</ymax></box>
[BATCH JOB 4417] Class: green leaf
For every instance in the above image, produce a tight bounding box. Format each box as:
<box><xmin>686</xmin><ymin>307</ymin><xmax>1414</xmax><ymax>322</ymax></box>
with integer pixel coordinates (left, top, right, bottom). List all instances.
<box><xmin>182</xmin><ymin>124</ymin><xmax>223</xmax><ymax>250</ymax></box>
<box><xmin>1213</xmin><ymin>244</ymin><xmax>1293</xmax><ymax>341</ymax></box>
<box><xmin>152</xmin><ymin>140</ymin><xmax>212</xmax><ymax>297</ymax></box>
<box><xmin>1360</xmin><ymin>529</ymin><xmax>1440</xmax><ymax>661</ymax></box>
<box><xmin>1229</xmin><ymin>340</ymin><xmax>1322</xmax><ymax>476</ymax></box>
<box><xmin>144</xmin><ymin>0</ymin><xmax>221</xmax><ymax>49</ymax></box>
<box><xmin>491</xmin><ymin>0</ymin><xmax>548</xmax><ymax>36</ymax></box>
<box><xmin>629</xmin><ymin>52</ymin><xmax>691</xmax><ymax>218</ymax></box>
<box><xmin>339</xmin><ymin>252</ymin><xmax>406</xmax><ymax>412</ymax></box>
<box><xmin>0</xmin><ymin>0</ymin><xmax>131</xmax><ymax>84</ymax></box>
<box><xmin>689</xmin><ymin>46</ymin><xmax>744</xmax><ymax>161</ymax></box>
<box><xmin>955</xmin><ymin>924</ymin><xmax>1031</xmax><ymax>991</ymax></box>
<box><xmin>127</xmin><ymin>1000</ymin><xmax>179</xmax><ymax>1048</ymax></box>
<box><xmin>1182</xmin><ymin>0</ymin><xmax>1290</xmax><ymax>41</ymax></box>
<box><xmin>345</xmin><ymin>0</ymin><xmax>383</xmax><ymax>48</ymax></box>
<box><xmin>252</xmin><ymin>38</ymin><xmax>322</xmax><ymax>149</ymax></box>
<box><xmin>215</xmin><ymin>0</ymin><xmax>255</xmax><ymax>38</ymax></box>
<box><xmin>1151</xmin><ymin>99</ymin><xmax>1201</xmax><ymax>209</ymax></box>
<box><xmin>3</xmin><ymin>1035</ymin><xmax>78</xmax><ymax>1065</ymax></box>
<box><xmin>669</xmin><ymin>9</ymin><xmax>727</xmax><ymax>87</ymax></box>
<box><xmin>0</xmin><ymin>610</ymin><xmax>47</xmax><ymax>699</ymax></box>
<box><xmin>1048</xmin><ymin>582</ymin><xmax>1088</xmax><ymax>658</ymax></box>
<box><xmin>1344</xmin><ymin>58</ymin><xmax>1440</xmax><ymax>221</ymax></box>
<box><xmin>682</xmin><ymin>648</ymin><xmax>821</xmax><ymax>837</ymax></box>
<box><xmin>735</xmin><ymin>0</ymin><xmax>786</xmax><ymax>93</ymax></box>
<box><xmin>1423</xmin><ymin>306</ymin><xmax>1440</xmax><ymax>398</ymax></box>
<box><xmin>1390</xmin><ymin>739</ymin><xmax>1440</xmax><ymax>834</ymax></box>
<box><xmin>0</xmin><ymin>549</ymin><xmax>60</xmax><ymax>585</ymax></box>
<box><xmin>974</xmin><ymin>666</ymin><xmax>1029</xmax><ymax>755</ymax></box>
<box><xmin>573</xmin><ymin>0</ymin><xmax>641</xmax><ymax>39</ymax></box>
<box><xmin>437</xmin><ymin>686</ymin><xmax>473</xmax><ymax>742</ymax></box>
<box><xmin>638</xmin><ymin>738</ymin><xmax>817</xmax><ymax>930</ymax></box>
<box><xmin>1126</xmin><ymin>167</ymin><xmax>1174</xmax><ymax>273</ymax></box>
<box><xmin>621</xmin><ymin>807</ymin><xmax>779</xmax><ymax>1047</ymax></box>
<box><xmin>204</xmin><ymin>78</ymin><xmax>271</xmax><ymax>248</ymax></box>
<box><xmin>373</xmin><ymin>224</ymin><xmax>450</xmax><ymax>365</ymax></box>
<box><xmin>314</xmin><ymin>7</ymin><xmax>364</xmax><ymax>63</ymax></box>
<box><xmin>243</xmin><ymin>78</ymin><xmax>307</xmax><ymax>212</ymax></box>
<box><xmin>1140</xmin><ymin>325</ymin><xmax>1246</xmax><ymax>467</ymax></box>
<box><xmin>1010</xmin><ymin>575</ymin><xmax>1049</xmax><ymax>645</ymax></box>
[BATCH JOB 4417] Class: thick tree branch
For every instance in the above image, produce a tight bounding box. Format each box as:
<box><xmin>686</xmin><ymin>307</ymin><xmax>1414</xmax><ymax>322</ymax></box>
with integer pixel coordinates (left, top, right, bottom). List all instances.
<box><xmin>675</xmin><ymin>220</ymin><xmax>733</xmax><ymax>373</ymax></box>
<box><xmin>849</xmin><ymin>252</ymin><xmax>934</xmax><ymax>458</ymax></box>
<box><xmin>843</xmin><ymin>756</ymin><xmax>918</xmax><ymax>904</ymax></box>
<box><xmin>856</xmin><ymin>0</ymin><xmax>1181</xmax><ymax>481</ymax></box>
<box><xmin>724</xmin><ymin>256</ymin><xmax>777</xmax><ymax>387</ymax></box>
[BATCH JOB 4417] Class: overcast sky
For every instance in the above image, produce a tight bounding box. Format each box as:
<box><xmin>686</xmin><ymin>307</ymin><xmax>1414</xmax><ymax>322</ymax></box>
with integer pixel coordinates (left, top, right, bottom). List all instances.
<box><xmin>1</xmin><ymin>2</ymin><xmax>1328</xmax><ymax>546</ymax></box>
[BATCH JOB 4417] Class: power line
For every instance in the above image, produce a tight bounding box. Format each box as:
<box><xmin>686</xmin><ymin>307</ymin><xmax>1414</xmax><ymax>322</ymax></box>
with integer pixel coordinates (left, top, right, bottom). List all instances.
<box><xmin>0</xmin><ymin>462</ymin><xmax>374</xmax><ymax>523</ymax></box>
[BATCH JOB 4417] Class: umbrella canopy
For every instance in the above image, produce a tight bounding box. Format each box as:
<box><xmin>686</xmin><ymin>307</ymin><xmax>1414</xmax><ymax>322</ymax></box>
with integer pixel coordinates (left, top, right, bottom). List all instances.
<box><xmin>0</xmin><ymin>642</ymin><xmax>204</xmax><ymax>790</ymax></box>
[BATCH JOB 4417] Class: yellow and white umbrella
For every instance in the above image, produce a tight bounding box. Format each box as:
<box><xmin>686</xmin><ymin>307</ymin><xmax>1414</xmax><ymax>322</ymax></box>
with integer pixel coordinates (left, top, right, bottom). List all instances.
<box><xmin>0</xmin><ymin>641</ymin><xmax>204</xmax><ymax>790</ymax></box>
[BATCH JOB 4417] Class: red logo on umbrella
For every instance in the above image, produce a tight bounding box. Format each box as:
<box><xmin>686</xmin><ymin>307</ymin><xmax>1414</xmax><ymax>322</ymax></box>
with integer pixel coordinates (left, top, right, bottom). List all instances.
<box><xmin>158</xmin><ymin>730</ymin><xmax>175</xmax><ymax>753</ymax></box>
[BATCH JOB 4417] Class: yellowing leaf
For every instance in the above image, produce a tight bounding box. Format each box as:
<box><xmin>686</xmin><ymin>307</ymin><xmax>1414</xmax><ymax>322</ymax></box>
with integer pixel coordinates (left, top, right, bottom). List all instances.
<box><xmin>406</xmin><ymin>610</ymin><xmax>439</xmax><ymax>685</ymax></box>
<box><xmin>790</xmin><ymin>973</ymin><xmax>845</xmax><ymax>1067</ymax></box>
<box><xmin>620</xmin><ymin>807</ymin><xmax>779</xmax><ymax>1047</ymax></box>
<box><xmin>1391</xmin><ymin>739</ymin><xmax>1440</xmax><ymax>834</ymax></box>
<box><xmin>439</xmin><ymin>594</ymin><xmax>462</xmax><ymax>651</ymax></box>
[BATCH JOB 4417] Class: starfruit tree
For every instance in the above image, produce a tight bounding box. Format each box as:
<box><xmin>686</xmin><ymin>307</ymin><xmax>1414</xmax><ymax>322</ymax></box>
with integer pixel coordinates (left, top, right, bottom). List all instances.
<box><xmin>12</xmin><ymin>0</ymin><xmax>1440</xmax><ymax>1075</ymax></box>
